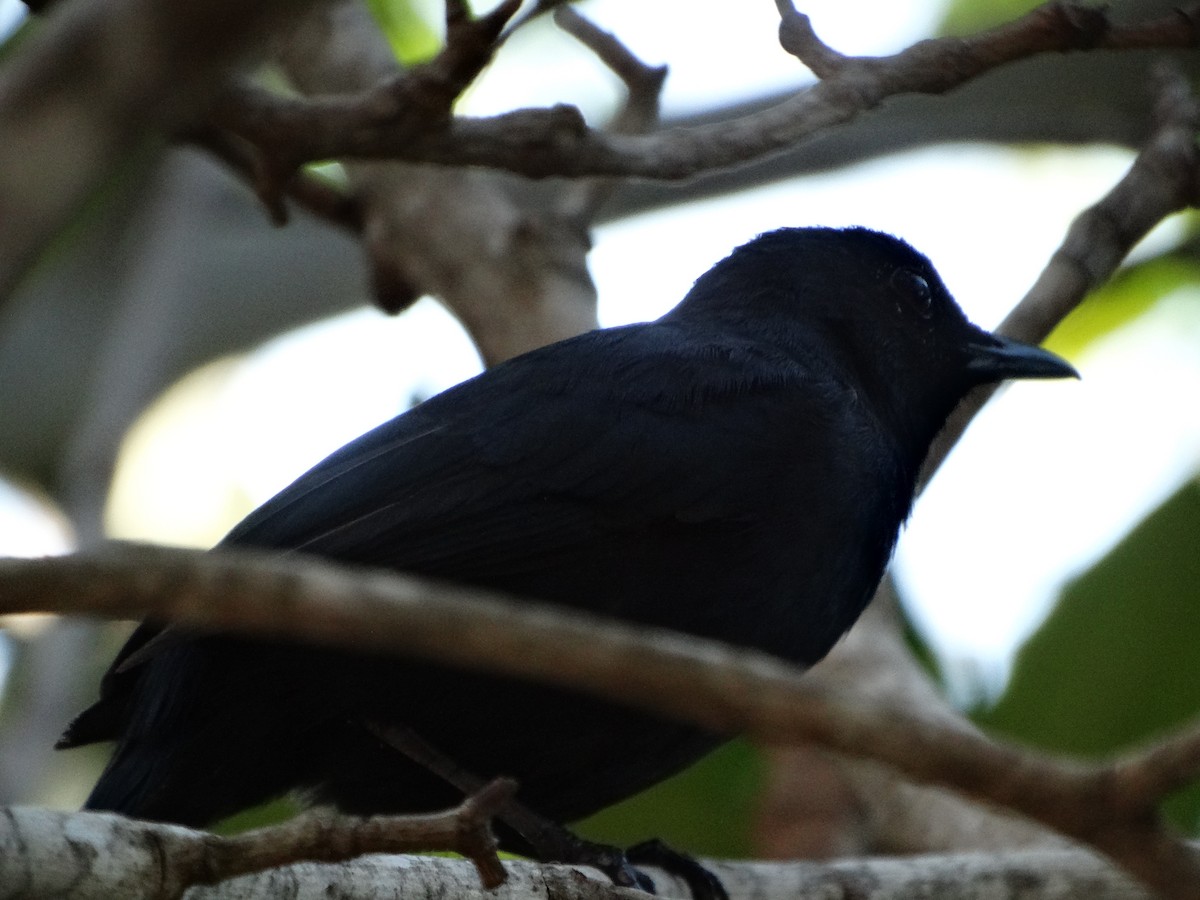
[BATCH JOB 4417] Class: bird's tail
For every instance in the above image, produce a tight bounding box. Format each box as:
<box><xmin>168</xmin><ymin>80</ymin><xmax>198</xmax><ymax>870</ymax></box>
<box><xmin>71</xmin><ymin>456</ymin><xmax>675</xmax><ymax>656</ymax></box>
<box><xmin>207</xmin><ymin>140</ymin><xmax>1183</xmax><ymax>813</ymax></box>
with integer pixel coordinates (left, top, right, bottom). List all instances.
<box><xmin>80</xmin><ymin>724</ymin><xmax>290</xmax><ymax>826</ymax></box>
<box><xmin>70</xmin><ymin>699</ymin><xmax>232</xmax><ymax>825</ymax></box>
<box><xmin>83</xmin><ymin>743</ymin><xmax>163</xmax><ymax>819</ymax></box>
<box><xmin>61</xmin><ymin>631</ymin><xmax>296</xmax><ymax>827</ymax></box>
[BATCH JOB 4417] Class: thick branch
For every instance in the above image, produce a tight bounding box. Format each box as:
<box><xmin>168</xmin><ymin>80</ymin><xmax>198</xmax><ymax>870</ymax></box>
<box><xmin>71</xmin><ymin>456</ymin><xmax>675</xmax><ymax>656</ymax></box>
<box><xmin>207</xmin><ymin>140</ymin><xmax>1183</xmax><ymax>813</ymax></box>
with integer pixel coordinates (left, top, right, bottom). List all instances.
<box><xmin>764</xmin><ymin>589</ymin><xmax>1070</xmax><ymax>857</ymax></box>
<box><xmin>271</xmin><ymin>1</ymin><xmax>603</xmax><ymax>361</ymax></box>
<box><xmin>186</xmin><ymin>849</ymin><xmax>1154</xmax><ymax>900</ymax></box>
<box><xmin>0</xmin><ymin>780</ymin><xmax>512</xmax><ymax>899</ymax></box>
<box><xmin>4</xmin><ymin>544</ymin><xmax>1200</xmax><ymax>897</ymax></box>
<box><xmin>0</xmin><ymin>816</ymin><xmax>1152</xmax><ymax>900</ymax></box>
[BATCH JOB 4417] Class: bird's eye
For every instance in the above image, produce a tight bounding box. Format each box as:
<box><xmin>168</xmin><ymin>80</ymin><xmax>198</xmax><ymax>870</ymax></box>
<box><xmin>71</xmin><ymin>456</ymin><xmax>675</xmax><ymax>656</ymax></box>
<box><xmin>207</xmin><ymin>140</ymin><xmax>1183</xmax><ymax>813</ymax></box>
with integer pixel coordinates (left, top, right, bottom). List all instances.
<box><xmin>891</xmin><ymin>269</ymin><xmax>933</xmax><ymax>317</ymax></box>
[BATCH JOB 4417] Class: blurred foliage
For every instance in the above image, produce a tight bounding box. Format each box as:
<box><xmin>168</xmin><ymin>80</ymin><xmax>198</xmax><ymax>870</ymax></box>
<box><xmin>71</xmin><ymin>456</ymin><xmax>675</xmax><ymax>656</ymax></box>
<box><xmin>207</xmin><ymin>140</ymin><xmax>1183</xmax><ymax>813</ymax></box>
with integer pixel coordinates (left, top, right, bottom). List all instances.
<box><xmin>577</xmin><ymin>739</ymin><xmax>763</xmax><ymax>858</ymax></box>
<box><xmin>976</xmin><ymin>478</ymin><xmax>1200</xmax><ymax>833</ymax></box>
<box><xmin>1045</xmin><ymin>255</ymin><xmax>1200</xmax><ymax>361</ymax></box>
<box><xmin>214</xmin><ymin>795</ymin><xmax>301</xmax><ymax>835</ymax></box>
<box><xmin>938</xmin><ymin>0</ymin><xmax>1043</xmax><ymax>35</ymax></box>
<box><xmin>366</xmin><ymin>0</ymin><xmax>440</xmax><ymax>64</ymax></box>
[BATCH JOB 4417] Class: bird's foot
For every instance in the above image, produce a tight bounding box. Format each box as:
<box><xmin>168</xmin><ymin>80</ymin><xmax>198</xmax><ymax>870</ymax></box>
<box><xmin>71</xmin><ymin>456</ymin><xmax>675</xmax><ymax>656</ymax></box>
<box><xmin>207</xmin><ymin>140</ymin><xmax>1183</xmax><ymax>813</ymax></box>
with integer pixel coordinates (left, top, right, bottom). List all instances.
<box><xmin>504</xmin><ymin>814</ymin><xmax>653</xmax><ymax>891</ymax></box>
<box><xmin>520</xmin><ymin>825</ymin><xmax>727</xmax><ymax>900</ymax></box>
<box><xmin>627</xmin><ymin>839</ymin><xmax>727</xmax><ymax>900</ymax></box>
<box><xmin>553</xmin><ymin>834</ymin><xmax>658</xmax><ymax>893</ymax></box>
<box><xmin>364</xmin><ymin>722</ymin><xmax>722</xmax><ymax>896</ymax></box>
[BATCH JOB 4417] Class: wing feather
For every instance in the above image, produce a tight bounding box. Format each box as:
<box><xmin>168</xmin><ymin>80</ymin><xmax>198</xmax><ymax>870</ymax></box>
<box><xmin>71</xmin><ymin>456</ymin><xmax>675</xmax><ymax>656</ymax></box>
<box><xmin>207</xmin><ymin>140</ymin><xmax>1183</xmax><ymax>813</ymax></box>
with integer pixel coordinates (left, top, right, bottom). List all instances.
<box><xmin>63</xmin><ymin>322</ymin><xmax>823</xmax><ymax>746</ymax></box>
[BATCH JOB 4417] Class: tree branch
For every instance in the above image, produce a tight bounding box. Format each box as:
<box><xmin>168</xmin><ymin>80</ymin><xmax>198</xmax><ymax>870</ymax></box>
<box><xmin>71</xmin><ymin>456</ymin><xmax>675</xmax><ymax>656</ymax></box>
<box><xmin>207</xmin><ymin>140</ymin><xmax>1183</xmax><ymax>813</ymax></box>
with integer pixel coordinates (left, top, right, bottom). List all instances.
<box><xmin>3</xmin><ymin>543</ymin><xmax>1200</xmax><ymax>897</ymax></box>
<box><xmin>266</xmin><ymin>0</ymin><xmax>606</xmax><ymax>361</ymax></box>
<box><xmin>0</xmin><ymin>779</ymin><xmax>512</xmax><ymax>899</ymax></box>
<box><xmin>760</xmin><ymin>589</ymin><xmax>1071</xmax><ymax>858</ymax></box>
<box><xmin>205</xmin><ymin>2</ymin><xmax>1199</xmax><ymax>183</ymax></box>
<box><xmin>187</xmin><ymin>848</ymin><xmax>1154</xmax><ymax>900</ymax></box>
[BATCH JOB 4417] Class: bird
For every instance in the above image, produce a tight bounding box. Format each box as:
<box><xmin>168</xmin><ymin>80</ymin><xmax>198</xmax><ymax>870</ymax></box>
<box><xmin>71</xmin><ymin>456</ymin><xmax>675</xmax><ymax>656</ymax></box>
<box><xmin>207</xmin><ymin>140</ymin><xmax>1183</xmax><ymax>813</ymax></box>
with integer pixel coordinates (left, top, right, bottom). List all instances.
<box><xmin>59</xmin><ymin>226</ymin><xmax>1075</xmax><ymax>878</ymax></box>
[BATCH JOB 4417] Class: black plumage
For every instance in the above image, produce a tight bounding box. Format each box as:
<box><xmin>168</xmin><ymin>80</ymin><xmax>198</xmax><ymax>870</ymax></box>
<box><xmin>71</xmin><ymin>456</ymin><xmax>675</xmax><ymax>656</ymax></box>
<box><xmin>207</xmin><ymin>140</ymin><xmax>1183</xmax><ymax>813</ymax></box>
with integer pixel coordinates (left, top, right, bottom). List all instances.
<box><xmin>60</xmin><ymin>226</ymin><xmax>1074</xmax><ymax>838</ymax></box>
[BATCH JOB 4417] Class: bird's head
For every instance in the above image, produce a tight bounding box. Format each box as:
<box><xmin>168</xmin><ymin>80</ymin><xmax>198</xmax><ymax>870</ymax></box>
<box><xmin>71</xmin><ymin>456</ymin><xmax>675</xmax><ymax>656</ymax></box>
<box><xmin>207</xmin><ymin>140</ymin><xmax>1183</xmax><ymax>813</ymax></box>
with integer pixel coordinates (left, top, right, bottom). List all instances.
<box><xmin>670</xmin><ymin>225</ymin><xmax>1077</xmax><ymax>449</ymax></box>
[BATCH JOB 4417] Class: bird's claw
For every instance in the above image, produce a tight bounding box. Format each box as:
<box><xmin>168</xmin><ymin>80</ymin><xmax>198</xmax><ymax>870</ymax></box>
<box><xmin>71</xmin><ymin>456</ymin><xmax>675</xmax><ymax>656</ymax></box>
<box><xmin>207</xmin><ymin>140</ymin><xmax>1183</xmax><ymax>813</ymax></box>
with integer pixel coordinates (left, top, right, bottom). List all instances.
<box><xmin>627</xmin><ymin>839</ymin><xmax>727</xmax><ymax>900</ymax></box>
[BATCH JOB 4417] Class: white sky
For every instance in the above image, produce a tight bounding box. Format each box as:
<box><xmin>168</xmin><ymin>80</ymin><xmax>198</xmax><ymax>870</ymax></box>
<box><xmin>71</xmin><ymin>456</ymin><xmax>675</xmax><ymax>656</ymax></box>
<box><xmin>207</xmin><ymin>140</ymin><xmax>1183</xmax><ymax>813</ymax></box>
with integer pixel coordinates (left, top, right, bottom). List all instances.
<box><xmin>0</xmin><ymin>1</ymin><xmax>19</xmax><ymax>38</ymax></box>
<box><xmin>462</xmin><ymin>0</ymin><xmax>938</xmax><ymax>115</ymax></box>
<box><xmin>3</xmin><ymin>0</ymin><xmax>1198</xmax><ymax>700</ymax></box>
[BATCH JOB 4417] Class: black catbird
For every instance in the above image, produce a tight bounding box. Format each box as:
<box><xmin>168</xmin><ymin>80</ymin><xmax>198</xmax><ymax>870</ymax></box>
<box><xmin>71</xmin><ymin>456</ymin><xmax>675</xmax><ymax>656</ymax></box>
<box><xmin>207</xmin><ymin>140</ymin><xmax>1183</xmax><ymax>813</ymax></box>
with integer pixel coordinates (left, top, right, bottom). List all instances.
<box><xmin>60</xmin><ymin>227</ymin><xmax>1074</xmax><ymax>874</ymax></box>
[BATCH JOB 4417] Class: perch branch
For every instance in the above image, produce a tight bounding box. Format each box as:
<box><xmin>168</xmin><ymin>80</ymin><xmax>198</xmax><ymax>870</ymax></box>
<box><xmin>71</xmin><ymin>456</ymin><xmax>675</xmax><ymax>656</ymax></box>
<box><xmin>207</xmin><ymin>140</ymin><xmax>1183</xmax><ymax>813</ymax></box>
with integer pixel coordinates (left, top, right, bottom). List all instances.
<box><xmin>0</xmin><ymin>778</ymin><xmax>513</xmax><ymax>899</ymax></box>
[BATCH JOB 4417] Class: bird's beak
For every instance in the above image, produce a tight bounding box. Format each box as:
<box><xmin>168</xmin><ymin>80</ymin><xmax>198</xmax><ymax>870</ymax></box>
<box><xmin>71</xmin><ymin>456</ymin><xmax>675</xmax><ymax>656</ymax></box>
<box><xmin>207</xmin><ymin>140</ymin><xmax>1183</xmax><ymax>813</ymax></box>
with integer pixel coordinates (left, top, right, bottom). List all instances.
<box><xmin>963</xmin><ymin>332</ymin><xmax>1079</xmax><ymax>382</ymax></box>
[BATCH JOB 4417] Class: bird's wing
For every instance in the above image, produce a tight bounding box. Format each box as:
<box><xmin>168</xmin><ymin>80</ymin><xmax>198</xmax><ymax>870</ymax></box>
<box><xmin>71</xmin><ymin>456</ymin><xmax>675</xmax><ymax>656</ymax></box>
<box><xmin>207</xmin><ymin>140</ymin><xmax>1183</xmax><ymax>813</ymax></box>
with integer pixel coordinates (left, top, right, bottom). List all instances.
<box><xmin>222</xmin><ymin>324</ymin><xmax>808</xmax><ymax>574</ymax></box>
<box><xmin>55</xmin><ymin>619</ymin><xmax>166</xmax><ymax>748</ymax></box>
<box><xmin>60</xmin><ymin>324</ymin><xmax>818</xmax><ymax>746</ymax></box>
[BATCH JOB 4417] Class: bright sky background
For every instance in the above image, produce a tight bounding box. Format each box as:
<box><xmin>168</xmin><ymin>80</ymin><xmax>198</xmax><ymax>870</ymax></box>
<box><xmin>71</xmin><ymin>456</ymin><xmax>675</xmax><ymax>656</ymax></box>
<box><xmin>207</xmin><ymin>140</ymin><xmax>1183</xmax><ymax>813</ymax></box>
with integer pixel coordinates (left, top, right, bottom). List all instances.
<box><xmin>2</xmin><ymin>0</ymin><xmax>1199</xmax><ymax>702</ymax></box>
<box><xmin>0</xmin><ymin>1</ymin><xmax>18</xmax><ymax>37</ymax></box>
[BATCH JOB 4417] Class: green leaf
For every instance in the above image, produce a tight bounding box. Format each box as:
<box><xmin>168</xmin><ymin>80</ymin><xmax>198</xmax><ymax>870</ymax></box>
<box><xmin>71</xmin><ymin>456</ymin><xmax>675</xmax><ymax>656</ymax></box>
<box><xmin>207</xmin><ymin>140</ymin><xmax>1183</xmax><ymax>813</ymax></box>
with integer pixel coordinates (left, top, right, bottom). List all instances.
<box><xmin>365</xmin><ymin>0</ymin><xmax>441</xmax><ymax>65</ymax></box>
<box><xmin>575</xmin><ymin>739</ymin><xmax>764</xmax><ymax>858</ymax></box>
<box><xmin>1044</xmin><ymin>252</ymin><xmax>1200</xmax><ymax>361</ymax></box>
<box><xmin>977</xmin><ymin>479</ymin><xmax>1200</xmax><ymax>832</ymax></box>
<box><xmin>213</xmin><ymin>795</ymin><xmax>302</xmax><ymax>834</ymax></box>
<box><xmin>938</xmin><ymin>0</ymin><xmax>1044</xmax><ymax>35</ymax></box>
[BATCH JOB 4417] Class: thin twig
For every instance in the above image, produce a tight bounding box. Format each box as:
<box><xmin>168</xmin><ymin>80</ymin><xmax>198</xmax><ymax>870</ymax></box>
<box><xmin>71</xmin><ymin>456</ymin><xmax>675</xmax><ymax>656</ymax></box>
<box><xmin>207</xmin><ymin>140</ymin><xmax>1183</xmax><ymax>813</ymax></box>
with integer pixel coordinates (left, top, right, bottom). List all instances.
<box><xmin>185</xmin><ymin>126</ymin><xmax>363</xmax><ymax>231</ymax></box>
<box><xmin>552</xmin><ymin>6</ymin><xmax>668</xmax><ymax>224</ymax></box>
<box><xmin>205</xmin><ymin>0</ymin><xmax>523</xmax><ymax>224</ymax></box>
<box><xmin>774</xmin><ymin>0</ymin><xmax>848</xmax><ymax>78</ymax></box>
<box><xmin>554</xmin><ymin>6</ymin><xmax>668</xmax><ymax>134</ymax></box>
<box><xmin>195</xmin><ymin>778</ymin><xmax>514</xmax><ymax>891</ymax></box>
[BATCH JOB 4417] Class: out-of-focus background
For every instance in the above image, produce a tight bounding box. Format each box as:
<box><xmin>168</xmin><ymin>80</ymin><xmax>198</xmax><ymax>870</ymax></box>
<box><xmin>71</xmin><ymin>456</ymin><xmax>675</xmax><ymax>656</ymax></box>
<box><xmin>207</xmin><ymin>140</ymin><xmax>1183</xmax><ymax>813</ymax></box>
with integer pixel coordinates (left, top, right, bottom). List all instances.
<box><xmin>1</xmin><ymin>0</ymin><xmax>1199</xmax><ymax>857</ymax></box>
